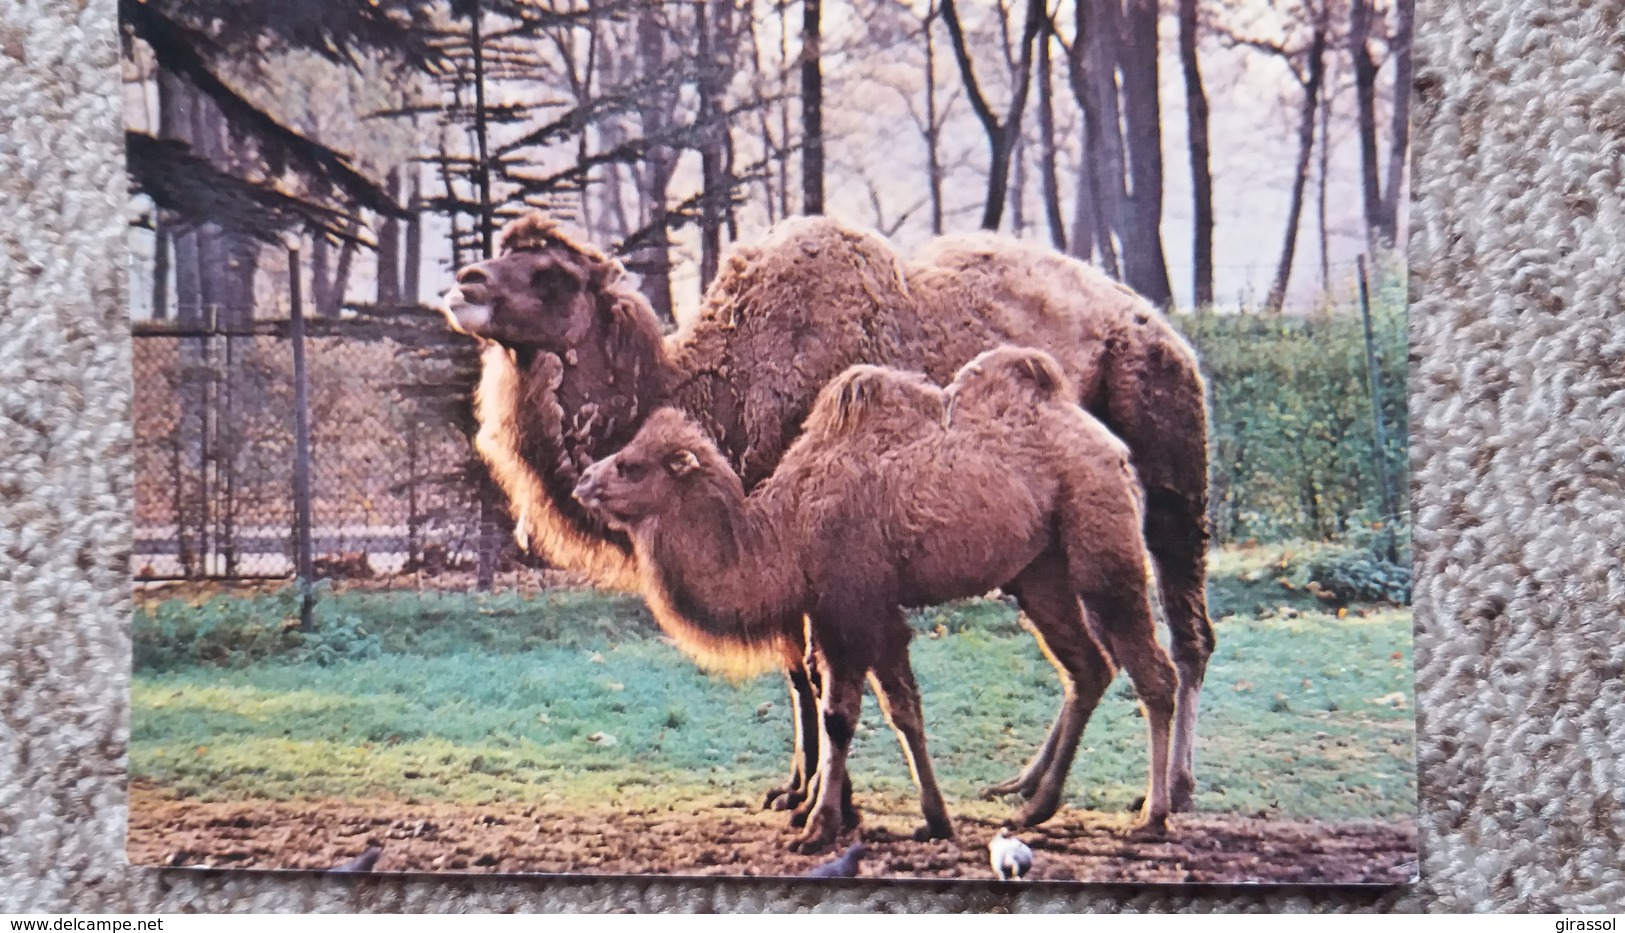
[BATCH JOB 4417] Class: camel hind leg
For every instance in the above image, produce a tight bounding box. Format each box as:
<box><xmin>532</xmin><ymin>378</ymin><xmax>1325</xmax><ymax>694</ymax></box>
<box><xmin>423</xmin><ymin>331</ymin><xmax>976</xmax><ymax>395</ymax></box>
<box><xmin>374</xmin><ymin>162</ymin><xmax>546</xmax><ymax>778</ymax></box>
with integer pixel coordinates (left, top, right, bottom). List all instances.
<box><xmin>868</xmin><ymin>617</ymin><xmax>954</xmax><ymax>841</ymax></box>
<box><xmin>1144</xmin><ymin>496</ymin><xmax>1214</xmax><ymax>813</ymax></box>
<box><xmin>984</xmin><ymin>552</ymin><xmax>1116</xmax><ymax>828</ymax></box>
<box><xmin>1100</xmin><ymin>325</ymin><xmax>1215</xmax><ymax>814</ymax></box>
<box><xmin>1080</xmin><ymin>580</ymin><xmax>1178</xmax><ymax>837</ymax></box>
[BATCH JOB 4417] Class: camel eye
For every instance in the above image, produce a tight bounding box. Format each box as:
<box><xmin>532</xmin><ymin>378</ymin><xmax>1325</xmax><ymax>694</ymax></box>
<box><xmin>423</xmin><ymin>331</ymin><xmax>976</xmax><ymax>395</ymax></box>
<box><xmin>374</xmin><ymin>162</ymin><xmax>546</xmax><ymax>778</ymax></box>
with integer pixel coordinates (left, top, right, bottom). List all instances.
<box><xmin>616</xmin><ymin>460</ymin><xmax>647</xmax><ymax>482</ymax></box>
<box><xmin>531</xmin><ymin>265</ymin><xmax>577</xmax><ymax>300</ymax></box>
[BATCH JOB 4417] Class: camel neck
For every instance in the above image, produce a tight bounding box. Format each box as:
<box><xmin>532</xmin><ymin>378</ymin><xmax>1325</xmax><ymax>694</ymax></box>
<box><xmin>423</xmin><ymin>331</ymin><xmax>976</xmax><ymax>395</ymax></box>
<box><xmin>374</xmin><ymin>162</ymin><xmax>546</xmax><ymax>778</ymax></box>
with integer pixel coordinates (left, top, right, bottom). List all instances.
<box><xmin>636</xmin><ymin>479</ymin><xmax>802</xmax><ymax>643</ymax></box>
<box><xmin>547</xmin><ymin>289</ymin><xmax>681</xmax><ymax>459</ymax></box>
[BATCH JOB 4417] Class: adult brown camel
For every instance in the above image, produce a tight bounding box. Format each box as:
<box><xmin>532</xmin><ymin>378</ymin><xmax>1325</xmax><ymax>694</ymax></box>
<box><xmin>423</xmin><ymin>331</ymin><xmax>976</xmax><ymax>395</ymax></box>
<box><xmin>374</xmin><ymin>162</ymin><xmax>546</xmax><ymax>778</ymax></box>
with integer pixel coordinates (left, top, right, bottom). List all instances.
<box><xmin>439</xmin><ymin>211</ymin><xmax>1213</xmax><ymax>821</ymax></box>
<box><xmin>571</xmin><ymin>347</ymin><xmax>1179</xmax><ymax>852</ymax></box>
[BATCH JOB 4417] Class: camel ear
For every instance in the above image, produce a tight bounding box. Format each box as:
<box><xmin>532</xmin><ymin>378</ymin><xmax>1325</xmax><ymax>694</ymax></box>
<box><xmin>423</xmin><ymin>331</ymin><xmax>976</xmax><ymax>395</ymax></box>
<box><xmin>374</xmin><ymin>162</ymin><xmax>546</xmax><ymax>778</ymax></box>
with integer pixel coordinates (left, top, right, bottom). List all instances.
<box><xmin>587</xmin><ymin>258</ymin><xmax>622</xmax><ymax>289</ymax></box>
<box><xmin>664</xmin><ymin>449</ymin><xmax>701</xmax><ymax>477</ymax></box>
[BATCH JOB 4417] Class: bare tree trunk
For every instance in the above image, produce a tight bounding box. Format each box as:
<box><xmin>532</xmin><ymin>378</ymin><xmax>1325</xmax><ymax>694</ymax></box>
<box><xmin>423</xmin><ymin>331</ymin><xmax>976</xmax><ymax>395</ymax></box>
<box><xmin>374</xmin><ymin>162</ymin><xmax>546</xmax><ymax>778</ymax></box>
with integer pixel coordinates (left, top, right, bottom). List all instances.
<box><xmin>1068</xmin><ymin>158</ymin><xmax>1099</xmax><ymax>263</ymax></box>
<box><xmin>1378</xmin><ymin>0</ymin><xmax>1414</xmax><ymax>247</ymax></box>
<box><xmin>747</xmin><ymin>7</ymin><xmax>779</xmax><ymax>224</ymax></box>
<box><xmin>333</xmin><ymin>238</ymin><xmax>358</xmax><ymax>313</ymax></box>
<box><xmin>403</xmin><ymin>170</ymin><xmax>422</xmax><ymax>304</ymax></box>
<box><xmin>310</xmin><ymin>216</ymin><xmax>361</xmax><ymax>318</ymax></box>
<box><xmin>778</xmin><ymin>0</ymin><xmax>792</xmax><ymax>219</ymax></box>
<box><xmin>924</xmin><ymin>2</ymin><xmax>945</xmax><ymax>235</ymax></box>
<box><xmin>1037</xmin><ymin>22</ymin><xmax>1067</xmax><ymax>251</ymax></box>
<box><xmin>377</xmin><ymin>167</ymin><xmax>403</xmax><ymax>305</ymax></box>
<box><xmin>469</xmin><ymin>0</ymin><xmax>494</xmax><ymax>260</ymax></box>
<box><xmin>310</xmin><ymin>233</ymin><xmax>332</xmax><ymax>316</ymax></box>
<box><xmin>636</xmin><ymin>2</ymin><xmax>678</xmax><ymax>323</ymax></box>
<box><xmin>1350</xmin><ymin>0</ymin><xmax>1382</xmax><ymax>246</ymax></box>
<box><xmin>191</xmin><ymin>94</ymin><xmax>225</xmax><ymax>324</ymax></box>
<box><xmin>157</xmin><ymin>67</ymin><xmax>207</xmax><ymax>575</ymax></box>
<box><xmin>1265</xmin><ymin>4</ymin><xmax>1329</xmax><ymax>314</ymax></box>
<box><xmin>151</xmin><ymin>216</ymin><xmax>171</xmax><ymax>320</ymax></box>
<box><xmin>158</xmin><ymin>69</ymin><xmax>203</xmax><ymax>325</ymax></box>
<box><xmin>801</xmin><ymin>0</ymin><xmax>824</xmax><ymax>215</ymax></box>
<box><xmin>1009</xmin><ymin>134</ymin><xmax>1028</xmax><ymax>235</ymax></box>
<box><xmin>1178</xmin><ymin>0</ymin><xmax>1213</xmax><ymax>307</ymax></box>
<box><xmin>941</xmin><ymin>0</ymin><xmax>1043</xmax><ymax>231</ymax></box>
<box><xmin>1117</xmin><ymin>0</ymin><xmax>1173</xmax><ymax>307</ymax></box>
<box><xmin>1317</xmin><ymin>60</ymin><xmax>1332</xmax><ymax>292</ymax></box>
<box><xmin>1067</xmin><ymin>0</ymin><xmax>1123</xmax><ymax>277</ymax></box>
<box><xmin>225</xmin><ymin>239</ymin><xmax>258</xmax><ymax>323</ymax></box>
<box><xmin>697</xmin><ymin>0</ymin><xmax>726</xmax><ymax>288</ymax></box>
<box><xmin>436</xmin><ymin>120</ymin><xmax>466</xmax><ymax>272</ymax></box>
<box><xmin>596</xmin><ymin>37</ymin><xmax>637</xmax><ymax>240</ymax></box>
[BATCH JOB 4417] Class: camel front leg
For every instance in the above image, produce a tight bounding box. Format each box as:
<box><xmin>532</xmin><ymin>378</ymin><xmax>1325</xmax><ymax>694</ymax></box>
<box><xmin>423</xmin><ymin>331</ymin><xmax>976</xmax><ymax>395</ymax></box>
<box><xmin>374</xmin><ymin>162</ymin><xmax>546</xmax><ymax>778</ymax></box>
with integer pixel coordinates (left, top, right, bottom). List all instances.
<box><xmin>868</xmin><ymin>629</ymin><xmax>953</xmax><ymax>841</ymax></box>
<box><xmin>788</xmin><ymin>657</ymin><xmax>864</xmax><ymax>854</ymax></box>
<box><xmin>787</xmin><ymin>661</ymin><xmax>859</xmax><ymax>833</ymax></box>
<box><xmin>764</xmin><ymin>664</ymin><xmax>820</xmax><ymax>811</ymax></box>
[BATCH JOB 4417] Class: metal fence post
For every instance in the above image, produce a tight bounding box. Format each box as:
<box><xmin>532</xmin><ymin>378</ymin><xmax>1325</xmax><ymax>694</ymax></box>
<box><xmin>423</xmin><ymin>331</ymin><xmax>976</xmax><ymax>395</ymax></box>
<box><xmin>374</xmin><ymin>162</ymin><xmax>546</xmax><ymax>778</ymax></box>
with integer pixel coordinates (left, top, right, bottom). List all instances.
<box><xmin>1356</xmin><ymin>254</ymin><xmax>1400</xmax><ymax>564</ymax></box>
<box><xmin>288</xmin><ymin>245</ymin><xmax>316</xmax><ymax>629</ymax></box>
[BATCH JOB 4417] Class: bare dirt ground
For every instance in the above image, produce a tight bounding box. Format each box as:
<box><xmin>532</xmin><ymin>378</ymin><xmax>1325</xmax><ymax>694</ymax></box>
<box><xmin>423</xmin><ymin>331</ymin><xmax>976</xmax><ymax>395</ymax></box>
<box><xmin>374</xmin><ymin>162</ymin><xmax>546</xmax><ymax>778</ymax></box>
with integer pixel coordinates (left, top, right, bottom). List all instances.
<box><xmin>128</xmin><ymin>780</ymin><xmax>1417</xmax><ymax>886</ymax></box>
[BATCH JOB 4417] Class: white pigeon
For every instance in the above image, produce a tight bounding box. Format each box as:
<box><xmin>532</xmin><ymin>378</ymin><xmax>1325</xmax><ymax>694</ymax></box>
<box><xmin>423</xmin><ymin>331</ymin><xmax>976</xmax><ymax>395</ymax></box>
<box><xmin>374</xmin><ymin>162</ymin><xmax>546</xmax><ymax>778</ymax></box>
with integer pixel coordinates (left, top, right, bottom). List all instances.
<box><xmin>988</xmin><ymin>828</ymin><xmax>1033</xmax><ymax>881</ymax></box>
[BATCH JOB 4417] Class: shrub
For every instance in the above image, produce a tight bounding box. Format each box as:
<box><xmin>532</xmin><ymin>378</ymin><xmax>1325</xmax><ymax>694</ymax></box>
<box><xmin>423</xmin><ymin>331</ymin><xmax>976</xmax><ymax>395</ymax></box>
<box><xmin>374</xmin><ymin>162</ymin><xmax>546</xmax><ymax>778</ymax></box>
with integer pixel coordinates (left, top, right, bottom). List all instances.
<box><xmin>1174</xmin><ymin>286</ymin><xmax>1407</xmax><ymax>547</ymax></box>
<box><xmin>1304</xmin><ymin>550</ymin><xmax>1412</xmax><ymax>605</ymax></box>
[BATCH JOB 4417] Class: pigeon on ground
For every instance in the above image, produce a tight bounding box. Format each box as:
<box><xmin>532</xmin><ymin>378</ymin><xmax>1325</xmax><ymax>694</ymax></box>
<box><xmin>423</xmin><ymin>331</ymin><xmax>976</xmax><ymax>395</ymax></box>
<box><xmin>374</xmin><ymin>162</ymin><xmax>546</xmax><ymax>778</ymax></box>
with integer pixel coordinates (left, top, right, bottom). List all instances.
<box><xmin>329</xmin><ymin>845</ymin><xmax>383</xmax><ymax>874</ymax></box>
<box><xmin>802</xmin><ymin>841</ymin><xmax>870</xmax><ymax>878</ymax></box>
<box><xmin>988</xmin><ymin>829</ymin><xmax>1033</xmax><ymax>881</ymax></box>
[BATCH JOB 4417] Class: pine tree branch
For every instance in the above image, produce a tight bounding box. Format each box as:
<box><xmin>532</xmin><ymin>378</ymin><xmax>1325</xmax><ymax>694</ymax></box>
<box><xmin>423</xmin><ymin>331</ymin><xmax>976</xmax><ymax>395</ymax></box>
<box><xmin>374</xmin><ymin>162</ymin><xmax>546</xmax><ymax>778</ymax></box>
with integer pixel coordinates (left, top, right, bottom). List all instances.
<box><xmin>123</xmin><ymin>0</ymin><xmax>407</xmax><ymax>219</ymax></box>
<box><xmin>126</xmin><ymin>132</ymin><xmax>372</xmax><ymax>244</ymax></box>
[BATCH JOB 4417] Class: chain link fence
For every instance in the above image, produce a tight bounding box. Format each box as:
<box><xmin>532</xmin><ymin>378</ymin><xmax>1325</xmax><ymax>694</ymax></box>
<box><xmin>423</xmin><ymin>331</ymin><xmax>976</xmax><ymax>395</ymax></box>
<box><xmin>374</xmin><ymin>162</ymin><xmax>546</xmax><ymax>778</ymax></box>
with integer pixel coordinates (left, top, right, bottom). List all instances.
<box><xmin>132</xmin><ymin>304</ymin><xmax>549</xmax><ymax>592</ymax></box>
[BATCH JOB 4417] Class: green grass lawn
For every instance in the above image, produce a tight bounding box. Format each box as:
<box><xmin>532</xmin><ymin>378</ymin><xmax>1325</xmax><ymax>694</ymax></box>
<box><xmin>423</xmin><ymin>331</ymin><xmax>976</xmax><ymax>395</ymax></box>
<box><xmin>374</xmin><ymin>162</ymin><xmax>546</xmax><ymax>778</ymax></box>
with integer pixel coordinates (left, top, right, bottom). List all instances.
<box><xmin>131</xmin><ymin>547</ymin><xmax>1417</xmax><ymax>822</ymax></box>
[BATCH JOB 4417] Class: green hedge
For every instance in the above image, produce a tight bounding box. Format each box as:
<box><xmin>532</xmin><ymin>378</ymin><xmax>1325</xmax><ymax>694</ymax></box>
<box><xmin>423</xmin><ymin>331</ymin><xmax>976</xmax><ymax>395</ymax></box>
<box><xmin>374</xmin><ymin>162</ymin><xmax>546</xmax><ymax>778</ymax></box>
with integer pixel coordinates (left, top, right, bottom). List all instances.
<box><xmin>1174</xmin><ymin>288</ymin><xmax>1408</xmax><ymax>547</ymax></box>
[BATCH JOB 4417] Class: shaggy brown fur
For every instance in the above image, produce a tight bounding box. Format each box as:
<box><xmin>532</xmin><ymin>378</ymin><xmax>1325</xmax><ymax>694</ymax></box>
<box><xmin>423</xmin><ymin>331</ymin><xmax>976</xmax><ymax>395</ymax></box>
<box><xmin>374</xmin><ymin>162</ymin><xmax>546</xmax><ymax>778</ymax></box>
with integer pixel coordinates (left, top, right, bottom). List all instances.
<box><xmin>571</xmin><ymin>347</ymin><xmax>1179</xmax><ymax>854</ymax></box>
<box><xmin>441</xmin><ymin>212</ymin><xmax>1213</xmax><ymax>815</ymax></box>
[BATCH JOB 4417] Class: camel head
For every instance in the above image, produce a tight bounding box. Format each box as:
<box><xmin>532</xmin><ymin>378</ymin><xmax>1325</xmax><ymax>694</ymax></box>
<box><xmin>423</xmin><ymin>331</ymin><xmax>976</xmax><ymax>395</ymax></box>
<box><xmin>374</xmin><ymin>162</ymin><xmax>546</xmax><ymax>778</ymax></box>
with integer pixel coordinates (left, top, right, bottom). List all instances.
<box><xmin>572</xmin><ymin>408</ymin><xmax>743</xmax><ymax>531</ymax></box>
<box><xmin>440</xmin><ymin>212</ymin><xmax>620</xmax><ymax>352</ymax></box>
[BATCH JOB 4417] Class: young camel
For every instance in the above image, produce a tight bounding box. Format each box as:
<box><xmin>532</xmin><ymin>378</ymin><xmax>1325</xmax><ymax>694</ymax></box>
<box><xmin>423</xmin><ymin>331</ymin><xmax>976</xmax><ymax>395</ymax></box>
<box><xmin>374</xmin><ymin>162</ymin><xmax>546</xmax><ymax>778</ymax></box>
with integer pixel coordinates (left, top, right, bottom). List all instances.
<box><xmin>571</xmin><ymin>346</ymin><xmax>1179</xmax><ymax>853</ymax></box>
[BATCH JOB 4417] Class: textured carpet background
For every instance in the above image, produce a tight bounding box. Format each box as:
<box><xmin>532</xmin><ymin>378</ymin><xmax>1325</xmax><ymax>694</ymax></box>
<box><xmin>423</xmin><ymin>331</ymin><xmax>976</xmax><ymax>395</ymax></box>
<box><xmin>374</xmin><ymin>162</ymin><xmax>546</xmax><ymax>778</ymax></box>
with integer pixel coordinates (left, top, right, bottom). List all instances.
<box><xmin>3</xmin><ymin>0</ymin><xmax>1623</xmax><ymax>912</ymax></box>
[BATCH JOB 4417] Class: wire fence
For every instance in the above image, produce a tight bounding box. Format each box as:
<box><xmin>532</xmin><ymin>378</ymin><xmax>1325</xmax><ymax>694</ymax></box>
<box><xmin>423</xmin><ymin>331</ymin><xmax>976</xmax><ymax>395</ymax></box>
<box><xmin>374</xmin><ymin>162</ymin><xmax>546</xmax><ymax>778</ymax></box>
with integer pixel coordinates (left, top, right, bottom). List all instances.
<box><xmin>130</xmin><ymin>264</ymin><xmax>1409</xmax><ymax>596</ymax></box>
<box><xmin>131</xmin><ymin>302</ymin><xmax>551</xmax><ymax>593</ymax></box>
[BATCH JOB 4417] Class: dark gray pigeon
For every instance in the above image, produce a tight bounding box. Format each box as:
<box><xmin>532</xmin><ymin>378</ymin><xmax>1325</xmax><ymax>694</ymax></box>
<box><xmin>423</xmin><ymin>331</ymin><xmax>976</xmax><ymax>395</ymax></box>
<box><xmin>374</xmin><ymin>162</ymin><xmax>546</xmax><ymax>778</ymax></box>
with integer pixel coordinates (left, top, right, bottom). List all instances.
<box><xmin>329</xmin><ymin>845</ymin><xmax>383</xmax><ymax>874</ymax></box>
<box><xmin>802</xmin><ymin>841</ymin><xmax>870</xmax><ymax>878</ymax></box>
<box><xmin>988</xmin><ymin>829</ymin><xmax>1033</xmax><ymax>881</ymax></box>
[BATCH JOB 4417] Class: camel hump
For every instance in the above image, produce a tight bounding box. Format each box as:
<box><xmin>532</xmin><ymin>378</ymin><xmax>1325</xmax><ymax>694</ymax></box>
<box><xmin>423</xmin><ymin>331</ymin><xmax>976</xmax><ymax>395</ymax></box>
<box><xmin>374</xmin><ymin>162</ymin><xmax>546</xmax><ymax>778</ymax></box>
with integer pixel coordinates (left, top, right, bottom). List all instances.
<box><xmin>805</xmin><ymin>365</ymin><xmax>944</xmax><ymax>438</ymax></box>
<box><xmin>952</xmin><ymin>345</ymin><xmax>1073</xmax><ymax>404</ymax></box>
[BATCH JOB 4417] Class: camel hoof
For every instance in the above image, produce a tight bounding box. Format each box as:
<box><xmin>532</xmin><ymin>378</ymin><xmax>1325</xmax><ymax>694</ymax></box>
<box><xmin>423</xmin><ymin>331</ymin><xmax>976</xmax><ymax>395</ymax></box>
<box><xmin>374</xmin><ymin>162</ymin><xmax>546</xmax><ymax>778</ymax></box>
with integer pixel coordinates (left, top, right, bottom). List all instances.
<box><xmin>787</xmin><ymin>836</ymin><xmax>833</xmax><ymax>855</ymax></box>
<box><xmin>787</xmin><ymin>821</ymin><xmax>840</xmax><ymax>855</ymax></box>
<box><xmin>1014</xmin><ymin>795</ymin><xmax>1061</xmax><ymax>828</ymax></box>
<box><xmin>912</xmin><ymin>821</ymin><xmax>954</xmax><ymax>842</ymax></box>
<box><xmin>1126</xmin><ymin>814</ymin><xmax>1169</xmax><ymax>840</ymax></box>
<box><xmin>788</xmin><ymin>805</ymin><xmax>812</xmax><ymax>829</ymax></box>
<box><xmin>1169</xmin><ymin>778</ymin><xmax>1197</xmax><ymax>813</ymax></box>
<box><xmin>979</xmin><ymin>780</ymin><xmax>1023</xmax><ymax>801</ymax></box>
<box><xmin>766</xmin><ymin>788</ymin><xmax>807</xmax><ymax>812</ymax></box>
